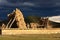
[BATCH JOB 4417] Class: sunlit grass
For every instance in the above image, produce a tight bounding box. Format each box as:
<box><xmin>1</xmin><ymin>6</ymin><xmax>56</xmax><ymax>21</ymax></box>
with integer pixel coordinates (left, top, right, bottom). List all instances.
<box><xmin>0</xmin><ymin>34</ymin><xmax>60</xmax><ymax>40</ymax></box>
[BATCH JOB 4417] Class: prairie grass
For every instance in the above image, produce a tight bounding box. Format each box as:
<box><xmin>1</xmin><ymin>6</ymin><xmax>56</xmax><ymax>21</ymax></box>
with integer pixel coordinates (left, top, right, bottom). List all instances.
<box><xmin>0</xmin><ymin>34</ymin><xmax>60</xmax><ymax>40</ymax></box>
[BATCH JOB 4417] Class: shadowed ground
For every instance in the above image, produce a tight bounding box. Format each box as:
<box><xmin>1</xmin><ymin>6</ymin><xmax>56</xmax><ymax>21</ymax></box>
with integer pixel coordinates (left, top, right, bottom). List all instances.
<box><xmin>0</xmin><ymin>34</ymin><xmax>60</xmax><ymax>40</ymax></box>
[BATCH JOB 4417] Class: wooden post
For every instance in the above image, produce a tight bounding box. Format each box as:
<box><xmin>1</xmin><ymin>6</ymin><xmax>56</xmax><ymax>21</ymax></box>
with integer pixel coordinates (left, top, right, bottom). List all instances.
<box><xmin>46</xmin><ymin>18</ymin><xmax>51</xmax><ymax>29</ymax></box>
<box><xmin>6</xmin><ymin>18</ymin><xmax>12</xmax><ymax>28</ymax></box>
<box><xmin>9</xmin><ymin>17</ymin><xmax>16</xmax><ymax>28</ymax></box>
<box><xmin>0</xmin><ymin>26</ymin><xmax>2</xmax><ymax>35</ymax></box>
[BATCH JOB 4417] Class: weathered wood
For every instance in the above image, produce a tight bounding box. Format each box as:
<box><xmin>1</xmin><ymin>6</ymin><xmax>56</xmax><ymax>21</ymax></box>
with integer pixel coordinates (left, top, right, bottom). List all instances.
<box><xmin>9</xmin><ymin>17</ymin><xmax>16</xmax><ymax>28</ymax></box>
<box><xmin>6</xmin><ymin>8</ymin><xmax>27</xmax><ymax>29</ymax></box>
<box><xmin>6</xmin><ymin>18</ymin><xmax>12</xmax><ymax>28</ymax></box>
<box><xmin>15</xmin><ymin>8</ymin><xmax>27</xmax><ymax>29</ymax></box>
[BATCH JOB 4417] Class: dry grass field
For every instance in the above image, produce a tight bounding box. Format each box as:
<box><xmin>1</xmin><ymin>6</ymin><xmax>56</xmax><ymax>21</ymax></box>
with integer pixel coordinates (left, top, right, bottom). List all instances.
<box><xmin>0</xmin><ymin>34</ymin><xmax>60</xmax><ymax>40</ymax></box>
<box><xmin>1</xmin><ymin>28</ymin><xmax>60</xmax><ymax>40</ymax></box>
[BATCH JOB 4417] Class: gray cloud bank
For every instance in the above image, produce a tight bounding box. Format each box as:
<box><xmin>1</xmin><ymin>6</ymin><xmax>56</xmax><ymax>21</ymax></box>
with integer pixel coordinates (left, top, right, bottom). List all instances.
<box><xmin>0</xmin><ymin>0</ymin><xmax>60</xmax><ymax>20</ymax></box>
<box><xmin>0</xmin><ymin>0</ymin><xmax>59</xmax><ymax>7</ymax></box>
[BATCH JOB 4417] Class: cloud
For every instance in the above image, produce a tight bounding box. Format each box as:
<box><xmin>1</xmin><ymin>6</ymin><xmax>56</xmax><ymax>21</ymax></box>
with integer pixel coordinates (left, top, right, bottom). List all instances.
<box><xmin>23</xmin><ymin>2</ymin><xmax>35</xmax><ymax>6</ymax></box>
<box><xmin>52</xmin><ymin>0</ymin><xmax>60</xmax><ymax>7</ymax></box>
<box><xmin>6</xmin><ymin>2</ymin><xmax>35</xmax><ymax>7</ymax></box>
<box><xmin>0</xmin><ymin>0</ymin><xmax>58</xmax><ymax>7</ymax></box>
<box><xmin>0</xmin><ymin>0</ymin><xmax>36</xmax><ymax>7</ymax></box>
<box><xmin>0</xmin><ymin>0</ymin><xmax>7</xmax><ymax>3</ymax></box>
<box><xmin>56</xmin><ymin>2</ymin><xmax>60</xmax><ymax>6</ymax></box>
<box><xmin>0</xmin><ymin>0</ymin><xmax>8</xmax><ymax>5</ymax></box>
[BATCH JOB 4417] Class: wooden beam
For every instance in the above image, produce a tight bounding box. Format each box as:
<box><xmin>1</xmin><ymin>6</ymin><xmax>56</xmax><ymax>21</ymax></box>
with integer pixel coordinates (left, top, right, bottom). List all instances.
<box><xmin>6</xmin><ymin>18</ymin><xmax>12</xmax><ymax>28</ymax></box>
<box><xmin>9</xmin><ymin>17</ymin><xmax>16</xmax><ymax>28</ymax></box>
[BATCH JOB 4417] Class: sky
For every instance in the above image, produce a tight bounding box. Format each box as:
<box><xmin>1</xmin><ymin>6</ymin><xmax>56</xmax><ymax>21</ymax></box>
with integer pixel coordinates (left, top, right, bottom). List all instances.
<box><xmin>0</xmin><ymin>0</ymin><xmax>60</xmax><ymax>20</ymax></box>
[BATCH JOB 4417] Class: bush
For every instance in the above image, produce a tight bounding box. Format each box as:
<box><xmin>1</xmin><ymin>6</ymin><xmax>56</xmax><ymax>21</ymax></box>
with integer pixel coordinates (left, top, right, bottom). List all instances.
<box><xmin>25</xmin><ymin>16</ymin><xmax>41</xmax><ymax>23</ymax></box>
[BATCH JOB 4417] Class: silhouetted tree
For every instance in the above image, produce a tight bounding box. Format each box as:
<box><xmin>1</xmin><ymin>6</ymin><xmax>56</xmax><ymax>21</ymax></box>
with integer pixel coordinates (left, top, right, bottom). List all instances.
<box><xmin>25</xmin><ymin>16</ymin><xmax>41</xmax><ymax>23</ymax></box>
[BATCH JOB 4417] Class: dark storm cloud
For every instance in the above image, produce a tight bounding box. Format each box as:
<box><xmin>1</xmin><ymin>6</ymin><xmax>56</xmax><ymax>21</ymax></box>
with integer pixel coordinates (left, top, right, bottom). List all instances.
<box><xmin>56</xmin><ymin>1</ymin><xmax>60</xmax><ymax>6</ymax></box>
<box><xmin>0</xmin><ymin>0</ymin><xmax>36</xmax><ymax>7</ymax></box>
<box><xmin>0</xmin><ymin>0</ymin><xmax>60</xmax><ymax>20</ymax></box>
<box><xmin>0</xmin><ymin>0</ymin><xmax>56</xmax><ymax>7</ymax></box>
<box><xmin>0</xmin><ymin>0</ymin><xmax>59</xmax><ymax>11</ymax></box>
<box><xmin>0</xmin><ymin>0</ymin><xmax>60</xmax><ymax>7</ymax></box>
